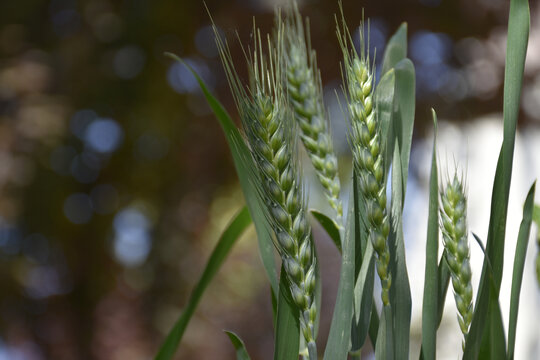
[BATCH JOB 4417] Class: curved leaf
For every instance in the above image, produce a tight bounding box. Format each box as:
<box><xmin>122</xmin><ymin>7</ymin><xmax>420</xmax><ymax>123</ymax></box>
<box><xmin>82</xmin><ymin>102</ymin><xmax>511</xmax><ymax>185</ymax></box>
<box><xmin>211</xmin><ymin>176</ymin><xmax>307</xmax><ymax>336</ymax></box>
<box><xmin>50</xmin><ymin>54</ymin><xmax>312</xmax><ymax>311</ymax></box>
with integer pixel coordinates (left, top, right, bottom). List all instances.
<box><xmin>311</xmin><ymin>210</ymin><xmax>341</xmax><ymax>252</ymax></box>
<box><xmin>507</xmin><ymin>182</ymin><xmax>536</xmax><ymax>360</ymax></box>
<box><xmin>225</xmin><ymin>331</ymin><xmax>252</xmax><ymax>360</ymax></box>
<box><xmin>155</xmin><ymin>207</ymin><xmax>252</xmax><ymax>360</ymax></box>
<box><xmin>165</xmin><ymin>54</ymin><xmax>279</xmax><ymax>297</ymax></box>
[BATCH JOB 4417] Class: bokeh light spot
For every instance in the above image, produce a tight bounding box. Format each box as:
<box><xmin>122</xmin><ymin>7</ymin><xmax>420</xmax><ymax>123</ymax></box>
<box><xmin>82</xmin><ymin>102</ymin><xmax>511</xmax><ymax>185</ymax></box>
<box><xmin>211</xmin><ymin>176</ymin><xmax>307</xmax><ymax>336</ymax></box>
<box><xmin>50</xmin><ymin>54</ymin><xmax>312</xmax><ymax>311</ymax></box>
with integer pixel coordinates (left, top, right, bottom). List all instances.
<box><xmin>84</xmin><ymin>118</ymin><xmax>123</xmax><ymax>153</ymax></box>
<box><xmin>113</xmin><ymin>208</ymin><xmax>152</xmax><ymax>267</ymax></box>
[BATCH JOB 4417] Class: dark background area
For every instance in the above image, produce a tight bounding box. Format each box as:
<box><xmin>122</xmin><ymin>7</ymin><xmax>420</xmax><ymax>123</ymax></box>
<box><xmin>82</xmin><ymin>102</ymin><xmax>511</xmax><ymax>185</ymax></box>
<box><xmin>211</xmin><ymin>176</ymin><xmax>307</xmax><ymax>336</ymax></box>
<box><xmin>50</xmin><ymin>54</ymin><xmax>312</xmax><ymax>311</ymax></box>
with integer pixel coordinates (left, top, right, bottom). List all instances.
<box><xmin>0</xmin><ymin>0</ymin><xmax>538</xmax><ymax>359</ymax></box>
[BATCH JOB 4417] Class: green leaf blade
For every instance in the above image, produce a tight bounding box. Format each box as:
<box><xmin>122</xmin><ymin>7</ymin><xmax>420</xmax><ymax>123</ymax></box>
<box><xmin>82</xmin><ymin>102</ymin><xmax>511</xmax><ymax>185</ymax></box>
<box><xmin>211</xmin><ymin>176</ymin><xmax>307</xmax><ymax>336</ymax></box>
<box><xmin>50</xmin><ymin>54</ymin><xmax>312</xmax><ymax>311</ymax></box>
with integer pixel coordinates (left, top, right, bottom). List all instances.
<box><xmin>274</xmin><ymin>266</ymin><xmax>301</xmax><ymax>360</ymax></box>
<box><xmin>388</xmin><ymin>144</ymin><xmax>412</xmax><ymax>360</ymax></box>
<box><xmin>225</xmin><ymin>331</ymin><xmax>252</xmax><ymax>360</ymax></box>
<box><xmin>166</xmin><ymin>54</ymin><xmax>279</xmax><ymax>297</ymax></box>
<box><xmin>420</xmin><ymin>110</ymin><xmax>439</xmax><ymax>360</ymax></box>
<box><xmin>155</xmin><ymin>207</ymin><xmax>252</xmax><ymax>360</ymax></box>
<box><xmin>381</xmin><ymin>23</ymin><xmax>408</xmax><ymax>76</ymax></box>
<box><xmin>507</xmin><ymin>182</ymin><xmax>536</xmax><ymax>360</ymax></box>
<box><xmin>323</xmin><ymin>173</ymin><xmax>357</xmax><ymax>360</ymax></box>
<box><xmin>311</xmin><ymin>210</ymin><xmax>342</xmax><ymax>252</ymax></box>
<box><xmin>393</xmin><ymin>58</ymin><xmax>416</xmax><ymax>198</ymax></box>
<box><xmin>464</xmin><ymin>0</ymin><xmax>530</xmax><ymax>357</ymax></box>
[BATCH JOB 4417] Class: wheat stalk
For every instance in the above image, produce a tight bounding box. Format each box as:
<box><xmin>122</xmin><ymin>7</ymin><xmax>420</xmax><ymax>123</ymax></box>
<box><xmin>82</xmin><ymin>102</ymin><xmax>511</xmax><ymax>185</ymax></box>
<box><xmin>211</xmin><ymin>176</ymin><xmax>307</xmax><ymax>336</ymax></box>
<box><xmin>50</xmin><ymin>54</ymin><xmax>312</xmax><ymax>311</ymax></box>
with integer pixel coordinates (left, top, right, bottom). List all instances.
<box><xmin>440</xmin><ymin>173</ymin><xmax>473</xmax><ymax>348</ymax></box>
<box><xmin>213</xmin><ymin>23</ymin><xmax>318</xmax><ymax>359</ymax></box>
<box><xmin>338</xmin><ymin>16</ymin><xmax>392</xmax><ymax>306</ymax></box>
<box><xmin>281</xmin><ymin>4</ymin><xmax>343</xmax><ymax>229</ymax></box>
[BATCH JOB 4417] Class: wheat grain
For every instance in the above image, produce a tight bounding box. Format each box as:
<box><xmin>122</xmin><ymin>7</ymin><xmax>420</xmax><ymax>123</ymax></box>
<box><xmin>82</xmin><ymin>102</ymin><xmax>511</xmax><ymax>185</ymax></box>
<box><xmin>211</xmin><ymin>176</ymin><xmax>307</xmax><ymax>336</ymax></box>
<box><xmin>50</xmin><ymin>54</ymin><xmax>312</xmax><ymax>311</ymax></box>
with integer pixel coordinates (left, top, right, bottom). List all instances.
<box><xmin>214</xmin><ymin>23</ymin><xmax>318</xmax><ymax>359</ymax></box>
<box><xmin>338</xmin><ymin>17</ymin><xmax>392</xmax><ymax>306</ymax></box>
<box><xmin>440</xmin><ymin>173</ymin><xmax>473</xmax><ymax>348</ymax></box>
<box><xmin>282</xmin><ymin>4</ymin><xmax>343</xmax><ymax>229</ymax></box>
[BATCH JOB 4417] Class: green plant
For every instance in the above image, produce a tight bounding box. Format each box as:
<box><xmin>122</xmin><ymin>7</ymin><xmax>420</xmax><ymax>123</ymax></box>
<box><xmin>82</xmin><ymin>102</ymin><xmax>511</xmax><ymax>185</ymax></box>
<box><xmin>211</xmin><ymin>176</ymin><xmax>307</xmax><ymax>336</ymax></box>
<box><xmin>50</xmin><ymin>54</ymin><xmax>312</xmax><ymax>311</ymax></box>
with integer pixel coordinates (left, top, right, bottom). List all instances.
<box><xmin>439</xmin><ymin>173</ymin><xmax>473</xmax><ymax>348</ymax></box>
<box><xmin>157</xmin><ymin>0</ymin><xmax>536</xmax><ymax>359</ymax></box>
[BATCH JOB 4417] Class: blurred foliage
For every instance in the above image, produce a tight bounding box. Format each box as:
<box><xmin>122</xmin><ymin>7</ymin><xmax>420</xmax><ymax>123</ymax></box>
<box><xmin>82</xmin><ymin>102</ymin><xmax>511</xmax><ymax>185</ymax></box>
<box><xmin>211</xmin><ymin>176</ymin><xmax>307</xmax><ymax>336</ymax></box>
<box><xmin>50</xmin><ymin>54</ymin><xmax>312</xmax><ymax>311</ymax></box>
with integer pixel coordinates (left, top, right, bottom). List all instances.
<box><xmin>0</xmin><ymin>0</ymin><xmax>537</xmax><ymax>359</ymax></box>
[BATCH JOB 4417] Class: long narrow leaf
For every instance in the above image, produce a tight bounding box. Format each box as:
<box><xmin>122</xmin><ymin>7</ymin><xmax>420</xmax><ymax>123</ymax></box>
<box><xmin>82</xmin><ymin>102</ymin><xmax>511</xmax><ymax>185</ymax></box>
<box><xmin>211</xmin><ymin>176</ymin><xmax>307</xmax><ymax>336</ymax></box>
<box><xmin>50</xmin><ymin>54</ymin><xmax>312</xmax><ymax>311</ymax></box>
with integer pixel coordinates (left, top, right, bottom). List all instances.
<box><xmin>323</xmin><ymin>173</ymin><xmax>356</xmax><ymax>360</ymax></box>
<box><xmin>155</xmin><ymin>207</ymin><xmax>252</xmax><ymax>360</ymax></box>
<box><xmin>388</xmin><ymin>144</ymin><xmax>411</xmax><ymax>359</ymax></box>
<box><xmin>507</xmin><ymin>182</ymin><xmax>536</xmax><ymax>360</ymax></box>
<box><xmin>464</xmin><ymin>0</ymin><xmax>529</xmax><ymax>357</ymax></box>
<box><xmin>420</xmin><ymin>110</ymin><xmax>439</xmax><ymax>360</ymax></box>
<box><xmin>166</xmin><ymin>54</ymin><xmax>279</xmax><ymax>296</ymax></box>
<box><xmin>225</xmin><ymin>331</ymin><xmax>252</xmax><ymax>360</ymax></box>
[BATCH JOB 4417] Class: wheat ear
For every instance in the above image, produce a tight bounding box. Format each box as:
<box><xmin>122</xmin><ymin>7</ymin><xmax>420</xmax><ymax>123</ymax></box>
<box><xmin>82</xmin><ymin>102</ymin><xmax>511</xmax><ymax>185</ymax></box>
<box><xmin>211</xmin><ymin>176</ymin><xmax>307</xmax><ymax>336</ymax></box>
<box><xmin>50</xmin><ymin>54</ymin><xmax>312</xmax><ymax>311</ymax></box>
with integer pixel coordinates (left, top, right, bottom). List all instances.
<box><xmin>440</xmin><ymin>173</ymin><xmax>473</xmax><ymax>348</ymax></box>
<box><xmin>338</xmin><ymin>17</ymin><xmax>392</xmax><ymax>306</ymax></box>
<box><xmin>214</xmin><ymin>23</ymin><xmax>318</xmax><ymax>359</ymax></box>
<box><xmin>282</xmin><ymin>4</ymin><xmax>343</xmax><ymax>228</ymax></box>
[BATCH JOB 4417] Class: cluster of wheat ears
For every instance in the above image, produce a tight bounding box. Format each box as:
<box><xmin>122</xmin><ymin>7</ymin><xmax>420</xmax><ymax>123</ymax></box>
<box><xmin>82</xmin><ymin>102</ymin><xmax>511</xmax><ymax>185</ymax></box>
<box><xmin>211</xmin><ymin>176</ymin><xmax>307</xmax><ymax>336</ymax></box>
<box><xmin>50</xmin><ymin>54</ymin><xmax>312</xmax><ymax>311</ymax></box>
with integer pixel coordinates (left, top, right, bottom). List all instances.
<box><xmin>158</xmin><ymin>0</ymin><xmax>537</xmax><ymax>359</ymax></box>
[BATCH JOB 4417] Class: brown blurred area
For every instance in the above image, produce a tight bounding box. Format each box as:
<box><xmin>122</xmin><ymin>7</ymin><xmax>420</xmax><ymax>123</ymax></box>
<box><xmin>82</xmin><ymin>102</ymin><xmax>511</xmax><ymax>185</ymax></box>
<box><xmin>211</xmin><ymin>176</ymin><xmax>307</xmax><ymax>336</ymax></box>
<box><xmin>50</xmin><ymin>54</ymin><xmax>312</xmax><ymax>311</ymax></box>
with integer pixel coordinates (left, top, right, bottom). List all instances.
<box><xmin>0</xmin><ymin>0</ymin><xmax>538</xmax><ymax>359</ymax></box>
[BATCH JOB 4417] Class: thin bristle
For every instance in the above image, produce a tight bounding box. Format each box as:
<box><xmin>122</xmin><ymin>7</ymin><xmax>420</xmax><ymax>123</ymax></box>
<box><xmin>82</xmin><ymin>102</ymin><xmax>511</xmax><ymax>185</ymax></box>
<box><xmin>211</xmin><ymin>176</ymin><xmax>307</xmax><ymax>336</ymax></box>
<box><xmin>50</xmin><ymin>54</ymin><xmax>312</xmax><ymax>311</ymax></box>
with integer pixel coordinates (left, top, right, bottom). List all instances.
<box><xmin>281</xmin><ymin>2</ymin><xmax>343</xmax><ymax>229</ymax></box>
<box><xmin>214</xmin><ymin>18</ymin><xmax>318</xmax><ymax>359</ymax></box>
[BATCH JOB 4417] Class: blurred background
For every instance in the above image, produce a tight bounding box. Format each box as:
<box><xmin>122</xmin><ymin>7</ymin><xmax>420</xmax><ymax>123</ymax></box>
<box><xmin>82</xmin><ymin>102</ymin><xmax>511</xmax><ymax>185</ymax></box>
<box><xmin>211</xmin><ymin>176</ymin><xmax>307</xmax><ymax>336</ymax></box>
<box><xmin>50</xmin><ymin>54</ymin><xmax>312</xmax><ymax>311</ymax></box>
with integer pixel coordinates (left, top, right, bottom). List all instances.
<box><xmin>0</xmin><ymin>0</ymin><xmax>539</xmax><ymax>359</ymax></box>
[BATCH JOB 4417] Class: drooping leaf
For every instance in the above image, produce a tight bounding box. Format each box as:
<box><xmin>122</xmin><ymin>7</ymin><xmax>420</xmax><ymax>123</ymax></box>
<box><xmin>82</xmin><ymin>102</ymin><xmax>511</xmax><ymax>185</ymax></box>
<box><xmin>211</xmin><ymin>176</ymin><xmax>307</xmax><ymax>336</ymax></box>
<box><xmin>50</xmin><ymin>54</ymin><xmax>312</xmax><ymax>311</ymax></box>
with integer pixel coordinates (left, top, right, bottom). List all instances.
<box><xmin>464</xmin><ymin>0</ymin><xmax>530</xmax><ymax>357</ymax></box>
<box><xmin>311</xmin><ymin>210</ymin><xmax>341</xmax><ymax>252</ymax></box>
<box><xmin>323</xmin><ymin>172</ymin><xmax>356</xmax><ymax>360</ymax></box>
<box><xmin>420</xmin><ymin>110</ymin><xmax>439</xmax><ymax>360</ymax></box>
<box><xmin>155</xmin><ymin>207</ymin><xmax>252</xmax><ymax>360</ymax></box>
<box><xmin>273</xmin><ymin>266</ymin><xmax>300</xmax><ymax>360</ymax></box>
<box><xmin>166</xmin><ymin>54</ymin><xmax>279</xmax><ymax>297</ymax></box>
<box><xmin>507</xmin><ymin>182</ymin><xmax>536</xmax><ymax>360</ymax></box>
<box><xmin>225</xmin><ymin>331</ymin><xmax>252</xmax><ymax>360</ymax></box>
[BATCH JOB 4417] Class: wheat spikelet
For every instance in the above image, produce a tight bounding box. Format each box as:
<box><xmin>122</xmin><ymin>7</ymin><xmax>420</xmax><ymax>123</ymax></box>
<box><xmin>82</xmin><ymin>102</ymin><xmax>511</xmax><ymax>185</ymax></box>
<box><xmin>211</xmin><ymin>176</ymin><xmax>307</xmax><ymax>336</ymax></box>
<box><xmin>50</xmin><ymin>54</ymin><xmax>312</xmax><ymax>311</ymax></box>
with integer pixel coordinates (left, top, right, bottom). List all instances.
<box><xmin>213</xmin><ymin>22</ymin><xmax>318</xmax><ymax>359</ymax></box>
<box><xmin>338</xmin><ymin>16</ymin><xmax>392</xmax><ymax>306</ymax></box>
<box><xmin>440</xmin><ymin>173</ymin><xmax>473</xmax><ymax>348</ymax></box>
<box><xmin>281</xmin><ymin>4</ymin><xmax>343</xmax><ymax>228</ymax></box>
